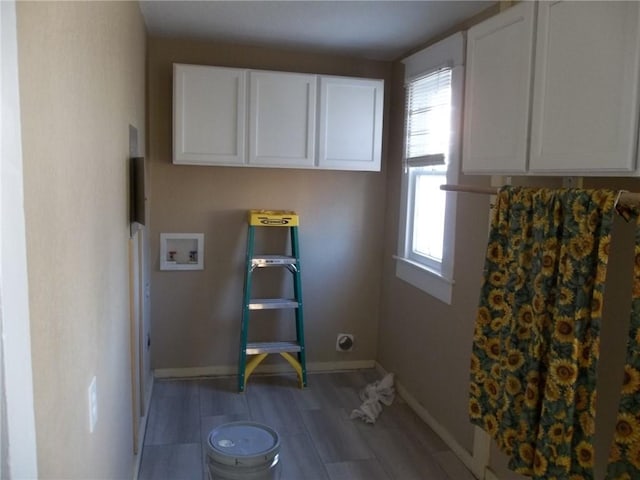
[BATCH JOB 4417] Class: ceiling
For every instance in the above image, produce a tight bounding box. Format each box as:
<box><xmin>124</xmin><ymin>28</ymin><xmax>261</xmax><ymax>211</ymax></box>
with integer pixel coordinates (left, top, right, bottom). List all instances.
<box><xmin>139</xmin><ymin>1</ymin><xmax>495</xmax><ymax>61</ymax></box>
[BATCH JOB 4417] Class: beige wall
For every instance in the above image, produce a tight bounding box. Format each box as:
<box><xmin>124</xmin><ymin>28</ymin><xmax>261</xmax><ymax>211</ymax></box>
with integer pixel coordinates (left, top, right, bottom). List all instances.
<box><xmin>377</xmin><ymin>5</ymin><xmax>500</xmax><ymax>456</ymax></box>
<box><xmin>378</xmin><ymin>61</ymin><xmax>492</xmax><ymax>453</ymax></box>
<box><xmin>147</xmin><ymin>38</ymin><xmax>391</xmax><ymax>371</ymax></box>
<box><xmin>17</xmin><ymin>2</ymin><xmax>146</xmax><ymax>477</ymax></box>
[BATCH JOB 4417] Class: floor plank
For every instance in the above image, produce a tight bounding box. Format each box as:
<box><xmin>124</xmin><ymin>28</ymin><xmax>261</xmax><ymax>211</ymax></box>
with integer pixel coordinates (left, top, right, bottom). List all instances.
<box><xmin>139</xmin><ymin>370</ymin><xmax>475</xmax><ymax>480</ymax></box>
<box><xmin>325</xmin><ymin>459</ymin><xmax>392</xmax><ymax>480</ymax></box>
<box><xmin>358</xmin><ymin>399</ymin><xmax>450</xmax><ymax>454</ymax></box>
<box><xmin>138</xmin><ymin>443</ymin><xmax>202</xmax><ymax>480</ymax></box>
<box><xmin>199</xmin><ymin>376</ymin><xmax>249</xmax><ymax>417</ymax></box>
<box><xmin>360</xmin><ymin>425</ymin><xmax>450</xmax><ymax>480</ymax></box>
<box><xmin>145</xmin><ymin>380</ymin><xmax>200</xmax><ymax>446</ymax></box>
<box><xmin>300</xmin><ymin>408</ymin><xmax>374</xmax><ymax>463</ymax></box>
<box><xmin>279</xmin><ymin>432</ymin><xmax>330</xmax><ymax>480</ymax></box>
<box><xmin>246</xmin><ymin>375</ymin><xmax>307</xmax><ymax>436</ymax></box>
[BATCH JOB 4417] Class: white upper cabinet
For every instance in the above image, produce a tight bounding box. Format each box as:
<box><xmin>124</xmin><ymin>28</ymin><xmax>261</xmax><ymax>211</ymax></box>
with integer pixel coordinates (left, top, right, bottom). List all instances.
<box><xmin>173</xmin><ymin>64</ymin><xmax>383</xmax><ymax>171</ymax></box>
<box><xmin>318</xmin><ymin>76</ymin><xmax>384</xmax><ymax>171</ymax></box>
<box><xmin>529</xmin><ymin>1</ymin><xmax>640</xmax><ymax>173</ymax></box>
<box><xmin>173</xmin><ymin>64</ymin><xmax>246</xmax><ymax>166</ymax></box>
<box><xmin>463</xmin><ymin>2</ymin><xmax>535</xmax><ymax>174</ymax></box>
<box><xmin>249</xmin><ymin>71</ymin><xmax>316</xmax><ymax>167</ymax></box>
<box><xmin>462</xmin><ymin>1</ymin><xmax>640</xmax><ymax>176</ymax></box>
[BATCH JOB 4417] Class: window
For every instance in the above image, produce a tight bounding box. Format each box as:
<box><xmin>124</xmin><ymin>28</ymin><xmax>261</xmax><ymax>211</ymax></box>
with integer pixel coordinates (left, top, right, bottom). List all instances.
<box><xmin>396</xmin><ymin>33</ymin><xmax>464</xmax><ymax>304</ymax></box>
<box><xmin>405</xmin><ymin>68</ymin><xmax>451</xmax><ymax>270</ymax></box>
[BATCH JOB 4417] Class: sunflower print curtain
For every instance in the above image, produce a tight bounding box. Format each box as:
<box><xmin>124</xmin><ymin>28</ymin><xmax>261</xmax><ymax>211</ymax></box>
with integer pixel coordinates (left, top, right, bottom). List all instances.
<box><xmin>607</xmin><ymin>208</ymin><xmax>640</xmax><ymax>479</ymax></box>
<box><xmin>469</xmin><ymin>186</ymin><xmax>617</xmax><ymax>479</ymax></box>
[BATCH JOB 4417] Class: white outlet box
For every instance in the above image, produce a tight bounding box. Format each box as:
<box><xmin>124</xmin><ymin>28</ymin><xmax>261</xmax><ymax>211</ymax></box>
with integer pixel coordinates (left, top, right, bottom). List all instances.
<box><xmin>88</xmin><ymin>376</ymin><xmax>97</xmax><ymax>433</ymax></box>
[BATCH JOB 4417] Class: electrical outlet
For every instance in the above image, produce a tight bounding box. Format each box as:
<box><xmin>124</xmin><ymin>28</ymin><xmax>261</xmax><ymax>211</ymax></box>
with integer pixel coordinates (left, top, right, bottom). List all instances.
<box><xmin>88</xmin><ymin>376</ymin><xmax>97</xmax><ymax>433</ymax></box>
<box><xmin>336</xmin><ymin>333</ymin><xmax>354</xmax><ymax>352</ymax></box>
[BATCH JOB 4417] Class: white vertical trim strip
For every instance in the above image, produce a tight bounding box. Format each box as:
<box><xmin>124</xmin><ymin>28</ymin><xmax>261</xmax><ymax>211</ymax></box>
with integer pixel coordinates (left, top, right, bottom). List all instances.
<box><xmin>1</xmin><ymin>0</ymin><xmax>39</xmax><ymax>477</ymax></box>
<box><xmin>472</xmin><ymin>426</ymin><xmax>492</xmax><ymax>479</ymax></box>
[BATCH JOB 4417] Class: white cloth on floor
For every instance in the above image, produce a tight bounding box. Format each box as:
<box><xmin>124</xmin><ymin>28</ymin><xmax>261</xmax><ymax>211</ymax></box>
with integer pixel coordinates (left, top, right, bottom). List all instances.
<box><xmin>350</xmin><ymin>373</ymin><xmax>395</xmax><ymax>424</ymax></box>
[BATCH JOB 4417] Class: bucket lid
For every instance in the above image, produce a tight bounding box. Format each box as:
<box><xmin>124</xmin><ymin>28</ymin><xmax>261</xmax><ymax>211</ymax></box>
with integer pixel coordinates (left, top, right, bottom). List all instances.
<box><xmin>207</xmin><ymin>421</ymin><xmax>280</xmax><ymax>467</ymax></box>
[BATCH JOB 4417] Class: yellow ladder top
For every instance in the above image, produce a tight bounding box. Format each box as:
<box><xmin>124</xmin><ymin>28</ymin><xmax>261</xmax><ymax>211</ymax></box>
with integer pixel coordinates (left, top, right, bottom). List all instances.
<box><xmin>248</xmin><ymin>209</ymin><xmax>299</xmax><ymax>227</ymax></box>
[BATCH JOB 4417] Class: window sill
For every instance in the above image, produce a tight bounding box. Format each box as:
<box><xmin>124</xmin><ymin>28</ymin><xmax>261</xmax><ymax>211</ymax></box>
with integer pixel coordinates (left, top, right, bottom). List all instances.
<box><xmin>394</xmin><ymin>256</ymin><xmax>454</xmax><ymax>305</ymax></box>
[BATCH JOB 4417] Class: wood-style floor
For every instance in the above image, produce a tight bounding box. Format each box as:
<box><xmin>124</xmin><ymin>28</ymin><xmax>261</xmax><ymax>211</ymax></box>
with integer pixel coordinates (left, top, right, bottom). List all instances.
<box><xmin>138</xmin><ymin>369</ymin><xmax>476</xmax><ymax>480</ymax></box>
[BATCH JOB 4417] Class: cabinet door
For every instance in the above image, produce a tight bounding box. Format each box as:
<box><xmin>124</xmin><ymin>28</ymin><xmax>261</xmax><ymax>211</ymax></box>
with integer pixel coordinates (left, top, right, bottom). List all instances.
<box><xmin>318</xmin><ymin>77</ymin><xmax>383</xmax><ymax>171</ymax></box>
<box><xmin>249</xmin><ymin>71</ymin><xmax>316</xmax><ymax>167</ymax></box>
<box><xmin>173</xmin><ymin>64</ymin><xmax>246</xmax><ymax>165</ymax></box>
<box><xmin>530</xmin><ymin>1</ymin><xmax>640</xmax><ymax>173</ymax></box>
<box><xmin>462</xmin><ymin>2</ymin><xmax>535</xmax><ymax>174</ymax></box>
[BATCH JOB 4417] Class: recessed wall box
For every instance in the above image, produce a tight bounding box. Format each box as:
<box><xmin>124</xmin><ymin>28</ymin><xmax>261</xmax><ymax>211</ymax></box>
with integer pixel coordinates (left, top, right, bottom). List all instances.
<box><xmin>160</xmin><ymin>233</ymin><xmax>204</xmax><ymax>271</ymax></box>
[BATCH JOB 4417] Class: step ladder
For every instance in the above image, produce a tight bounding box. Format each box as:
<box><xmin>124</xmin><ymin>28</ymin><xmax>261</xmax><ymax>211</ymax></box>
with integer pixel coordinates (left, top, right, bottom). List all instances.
<box><xmin>238</xmin><ymin>210</ymin><xmax>307</xmax><ymax>392</ymax></box>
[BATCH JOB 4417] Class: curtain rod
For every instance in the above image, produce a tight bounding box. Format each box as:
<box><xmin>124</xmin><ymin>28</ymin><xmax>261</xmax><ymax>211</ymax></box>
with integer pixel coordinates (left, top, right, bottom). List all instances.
<box><xmin>440</xmin><ymin>184</ymin><xmax>640</xmax><ymax>208</ymax></box>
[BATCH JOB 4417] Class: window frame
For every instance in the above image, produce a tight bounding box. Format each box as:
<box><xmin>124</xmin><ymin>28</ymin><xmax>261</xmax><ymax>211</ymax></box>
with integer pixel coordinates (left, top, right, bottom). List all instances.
<box><xmin>406</xmin><ymin>164</ymin><xmax>448</xmax><ymax>270</ymax></box>
<box><xmin>395</xmin><ymin>32</ymin><xmax>465</xmax><ymax>305</ymax></box>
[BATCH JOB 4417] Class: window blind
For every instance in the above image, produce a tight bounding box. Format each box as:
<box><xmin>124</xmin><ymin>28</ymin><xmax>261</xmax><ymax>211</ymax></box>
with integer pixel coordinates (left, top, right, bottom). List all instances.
<box><xmin>405</xmin><ymin>67</ymin><xmax>452</xmax><ymax>166</ymax></box>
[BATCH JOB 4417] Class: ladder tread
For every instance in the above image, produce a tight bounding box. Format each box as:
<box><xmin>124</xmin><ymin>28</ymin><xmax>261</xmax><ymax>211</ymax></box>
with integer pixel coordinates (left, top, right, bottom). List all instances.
<box><xmin>249</xmin><ymin>298</ymin><xmax>299</xmax><ymax>310</ymax></box>
<box><xmin>246</xmin><ymin>341</ymin><xmax>301</xmax><ymax>354</ymax></box>
<box><xmin>251</xmin><ymin>255</ymin><xmax>297</xmax><ymax>267</ymax></box>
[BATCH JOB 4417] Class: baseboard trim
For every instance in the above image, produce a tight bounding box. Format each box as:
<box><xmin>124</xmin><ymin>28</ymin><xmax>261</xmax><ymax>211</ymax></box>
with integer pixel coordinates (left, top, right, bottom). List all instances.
<box><xmin>375</xmin><ymin>362</ymin><xmax>484</xmax><ymax>479</ymax></box>
<box><xmin>132</xmin><ymin>377</ymin><xmax>154</xmax><ymax>480</ymax></box>
<box><xmin>154</xmin><ymin>359</ymin><xmax>377</xmax><ymax>379</ymax></box>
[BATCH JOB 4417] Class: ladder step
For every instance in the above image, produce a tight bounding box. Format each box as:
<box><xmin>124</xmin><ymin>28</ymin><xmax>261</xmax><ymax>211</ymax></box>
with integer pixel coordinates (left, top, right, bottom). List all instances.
<box><xmin>249</xmin><ymin>298</ymin><xmax>299</xmax><ymax>310</ymax></box>
<box><xmin>246</xmin><ymin>341</ymin><xmax>301</xmax><ymax>354</ymax></box>
<box><xmin>252</xmin><ymin>255</ymin><xmax>297</xmax><ymax>267</ymax></box>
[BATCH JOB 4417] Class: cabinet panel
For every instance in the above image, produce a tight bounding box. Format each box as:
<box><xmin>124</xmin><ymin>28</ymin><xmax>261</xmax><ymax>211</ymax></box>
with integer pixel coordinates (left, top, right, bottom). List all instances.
<box><xmin>462</xmin><ymin>2</ymin><xmax>535</xmax><ymax>174</ymax></box>
<box><xmin>249</xmin><ymin>71</ymin><xmax>316</xmax><ymax>167</ymax></box>
<box><xmin>318</xmin><ymin>77</ymin><xmax>383</xmax><ymax>171</ymax></box>
<box><xmin>173</xmin><ymin>64</ymin><xmax>246</xmax><ymax>165</ymax></box>
<box><xmin>530</xmin><ymin>1</ymin><xmax>640</xmax><ymax>173</ymax></box>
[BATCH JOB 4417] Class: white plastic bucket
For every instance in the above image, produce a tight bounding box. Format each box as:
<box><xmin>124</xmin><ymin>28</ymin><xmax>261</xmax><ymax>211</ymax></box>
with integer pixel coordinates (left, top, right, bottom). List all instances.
<box><xmin>206</xmin><ymin>421</ymin><xmax>281</xmax><ymax>480</ymax></box>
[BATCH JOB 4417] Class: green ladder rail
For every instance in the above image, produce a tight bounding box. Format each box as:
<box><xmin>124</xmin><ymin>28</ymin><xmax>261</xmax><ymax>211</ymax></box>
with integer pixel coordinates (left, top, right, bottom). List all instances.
<box><xmin>238</xmin><ymin>210</ymin><xmax>307</xmax><ymax>392</ymax></box>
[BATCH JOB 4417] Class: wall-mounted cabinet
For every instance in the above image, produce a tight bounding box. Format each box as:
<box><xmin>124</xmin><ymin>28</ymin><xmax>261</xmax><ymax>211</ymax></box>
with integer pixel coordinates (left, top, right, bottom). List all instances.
<box><xmin>173</xmin><ymin>64</ymin><xmax>384</xmax><ymax>171</ymax></box>
<box><xmin>249</xmin><ymin>71</ymin><xmax>316</xmax><ymax>167</ymax></box>
<box><xmin>318</xmin><ymin>76</ymin><xmax>383</xmax><ymax>171</ymax></box>
<box><xmin>530</xmin><ymin>1</ymin><xmax>640</xmax><ymax>173</ymax></box>
<box><xmin>463</xmin><ymin>1</ymin><xmax>640</xmax><ymax>176</ymax></box>
<box><xmin>463</xmin><ymin>1</ymin><xmax>535</xmax><ymax>174</ymax></box>
<box><xmin>173</xmin><ymin>65</ymin><xmax>246</xmax><ymax>166</ymax></box>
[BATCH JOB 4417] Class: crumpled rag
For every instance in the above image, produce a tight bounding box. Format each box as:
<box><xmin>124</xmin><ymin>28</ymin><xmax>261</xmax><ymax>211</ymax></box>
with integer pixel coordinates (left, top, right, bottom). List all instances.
<box><xmin>350</xmin><ymin>373</ymin><xmax>395</xmax><ymax>424</ymax></box>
